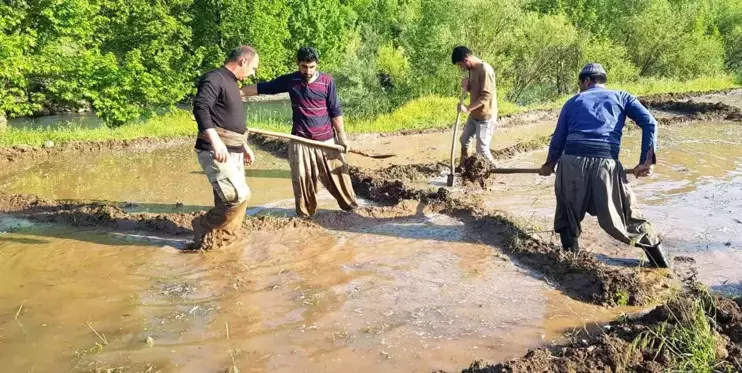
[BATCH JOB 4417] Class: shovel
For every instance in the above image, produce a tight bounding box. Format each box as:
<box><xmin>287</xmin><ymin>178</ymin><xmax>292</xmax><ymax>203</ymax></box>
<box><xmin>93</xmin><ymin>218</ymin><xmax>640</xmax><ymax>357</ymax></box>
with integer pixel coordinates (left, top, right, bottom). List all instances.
<box><xmin>248</xmin><ymin>128</ymin><xmax>396</xmax><ymax>159</ymax></box>
<box><xmin>447</xmin><ymin>89</ymin><xmax>469</xmax><ymax>186</ymax></box>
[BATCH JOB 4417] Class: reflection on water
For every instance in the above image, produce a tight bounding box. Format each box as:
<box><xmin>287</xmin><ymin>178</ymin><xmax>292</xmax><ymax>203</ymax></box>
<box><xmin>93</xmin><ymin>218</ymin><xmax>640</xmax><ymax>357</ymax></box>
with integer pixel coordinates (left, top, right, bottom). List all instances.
<box><xmin>7</xmin><ymin>100</ymin><xmax>292</xmax><ymax>130</ymax></box>
<box><xmin>0</xmin><ymin>145</ymin><xmax>295</xmax><ymax>213</ymax></box>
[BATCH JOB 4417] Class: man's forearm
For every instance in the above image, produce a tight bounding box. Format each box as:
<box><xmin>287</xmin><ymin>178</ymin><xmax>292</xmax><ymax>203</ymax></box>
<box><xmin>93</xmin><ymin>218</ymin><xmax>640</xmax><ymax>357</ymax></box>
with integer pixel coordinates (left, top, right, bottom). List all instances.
<box><xmin>332</xmin><ymin>116</ymin><xmax>349</xmax><ymax>151</ymax></box>
<box><xmin>241</xmin><ymin>84</ymin><xmax>259</xmax><ymax>97</ymax></box>
<box><xmin>331</xmin><ymin>116</ymin><xmax>345</xmax><ymax>133</ymax></box>
<box><xmin>468</xmin><ymin>92</ymin><xmax>491</xmax><ymax>111</ymax></box>
<box><xmin>468</xmin><ymin>100</ymin><xmax>485</xmax><ymax>111</ymax></box>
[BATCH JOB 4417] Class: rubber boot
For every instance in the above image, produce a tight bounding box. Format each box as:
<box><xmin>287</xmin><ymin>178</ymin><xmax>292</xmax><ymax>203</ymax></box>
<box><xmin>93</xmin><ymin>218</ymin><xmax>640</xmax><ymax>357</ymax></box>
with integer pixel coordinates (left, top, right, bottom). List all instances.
<box><xmin>220</xmin><ymin>199</ymin><xmax>249</xmax><ymax>234</ymax></box>
<box><xmin>559</xmin><ymin>231</ymin><xmax>580</xmax><ymax>253</ymax></box>
<box><xmin>191</xmin><ymin>216</ymin><xmax>207</xmax><ymax>245</ymax></box>
<box><xmin>642</xmin><ymin>244</ymin><xmax>671</xmax><ymax>268</ymax></box>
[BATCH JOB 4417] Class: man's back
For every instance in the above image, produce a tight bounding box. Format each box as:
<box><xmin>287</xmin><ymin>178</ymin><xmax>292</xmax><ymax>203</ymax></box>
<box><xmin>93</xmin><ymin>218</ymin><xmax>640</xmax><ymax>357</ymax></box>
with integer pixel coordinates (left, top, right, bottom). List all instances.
<box><xmin>563</xmin><ymin>87</ymin><xmax>633</xmax><ymax>145</ymax></box>
<box><xmin>469</xmin><ymin>61</ymin><xmax>497</xmax><ymax>120</ymax></box>
<box><xmin>547</xmin><ymin>86</ymin><xmax>656</xmax><ymax>164</ymax></box>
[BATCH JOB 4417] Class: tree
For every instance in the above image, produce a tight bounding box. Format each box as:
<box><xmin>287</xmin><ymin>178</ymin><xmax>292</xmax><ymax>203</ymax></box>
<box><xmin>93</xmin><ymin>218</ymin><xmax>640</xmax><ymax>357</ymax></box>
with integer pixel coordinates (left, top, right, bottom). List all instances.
<box><xmin>0</xmin><ymin>2</ymin><xmax>37</xmax><ymax>118</ymax></box>
<box><xmin>620</xmin><ymin>0</ymin><xmax>725</xmax><ymax>79</ymax></box>
<box><xmin>499</xmin><ymin>13</ymin><xmax>581</xmax><ymax>102</ymax></box>
<box><xmin>285</xmin><ymin>0</ymin><xmax>354</xmax><ymax>70</ymax></box>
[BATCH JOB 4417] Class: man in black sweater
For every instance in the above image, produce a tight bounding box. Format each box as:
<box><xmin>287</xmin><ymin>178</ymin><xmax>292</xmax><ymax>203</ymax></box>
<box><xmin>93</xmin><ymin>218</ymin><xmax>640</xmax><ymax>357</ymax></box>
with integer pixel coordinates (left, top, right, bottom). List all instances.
<box><xmin>191</xmin><ymin>46</ymin><xmax>258</xmax><ymax>249</ymax></box>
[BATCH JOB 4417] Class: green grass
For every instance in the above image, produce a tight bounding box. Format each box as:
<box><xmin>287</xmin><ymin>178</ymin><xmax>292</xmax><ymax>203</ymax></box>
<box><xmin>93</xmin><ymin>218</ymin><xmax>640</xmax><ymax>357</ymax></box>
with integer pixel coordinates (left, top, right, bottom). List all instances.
<box><xmin>0</xmin><ymin>110</ymin><xmax>291</xmax><ymax>148</ymax></box>
<box><xmin>628</xmin><ymin>294</ymin><xmax>719</xmax><ymax>373</ymax></box>
<box><xmin>0</xmin><ymin>75</ymin><xmax>737</xmax><ymax>148</ymax></box>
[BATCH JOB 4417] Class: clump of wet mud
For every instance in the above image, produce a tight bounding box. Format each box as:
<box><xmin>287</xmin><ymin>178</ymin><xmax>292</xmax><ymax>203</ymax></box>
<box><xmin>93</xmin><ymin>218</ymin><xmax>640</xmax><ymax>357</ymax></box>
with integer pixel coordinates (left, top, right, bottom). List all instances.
<box><xmin>461</xmin><ymin>154</ymin><xmax>496</xmax><ymax>189</ymax></box>
<box><xmin>349</xmin><ymin>166</ymin><xmax>451</xmax><ymax>205</ymax></box>
<box><xmin>377</xmin><ymin>163</ymin><xmax>448</xmax><ymax>182</ymax></box>
<box><xmin>455</xmin><ymin>289</ymin><xmax>742</xmax><ymax>373</ymax></box>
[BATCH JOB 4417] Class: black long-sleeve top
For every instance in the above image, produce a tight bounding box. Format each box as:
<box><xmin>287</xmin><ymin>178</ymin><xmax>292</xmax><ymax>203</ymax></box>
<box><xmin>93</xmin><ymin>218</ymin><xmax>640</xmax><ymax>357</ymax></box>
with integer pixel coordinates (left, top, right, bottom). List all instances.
<box><xmin>193</xmin><ymin>67</ymin><xmax>247</xmax><ymax>152</ymax></box>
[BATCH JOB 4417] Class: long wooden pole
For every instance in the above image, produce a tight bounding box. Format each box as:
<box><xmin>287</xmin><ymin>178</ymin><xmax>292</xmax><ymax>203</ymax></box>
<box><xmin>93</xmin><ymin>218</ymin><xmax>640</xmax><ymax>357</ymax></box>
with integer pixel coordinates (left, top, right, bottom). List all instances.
<box><xmin>447</xmin><ymin>90</ymin><xmax>469</xmax><ymax>186</ymax></box>
<box><xmin>249</xmin><ymin>128</ymin><xmax>344</xmax><ymax>151</ymax></box>
<box><xmin>248</xmin><ymin>127</ymin><xmax>395</xmax><ymax>159</ymax></box>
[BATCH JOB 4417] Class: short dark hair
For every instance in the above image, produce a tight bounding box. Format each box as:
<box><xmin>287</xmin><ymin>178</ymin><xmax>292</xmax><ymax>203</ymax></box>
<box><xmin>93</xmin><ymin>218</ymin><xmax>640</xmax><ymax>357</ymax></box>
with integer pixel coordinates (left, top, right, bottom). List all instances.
<box><xmin>578</xmin><ymin>72</ymin><xmax>608</xmax><ymax>84</ymax></box>
<box><xmin>226</xmin><ymin>45</ymin><xmax>256</xmax><ymax>63</ymax></box>
<box><xmin>297</xmin><ymin>47</ymin><xmax>319</xmax><ymax>63</ymax></box>
<box><xmin>451</xmin><ymin>46</ymin><xmax>472</xmax><ymax>64</ymax></box>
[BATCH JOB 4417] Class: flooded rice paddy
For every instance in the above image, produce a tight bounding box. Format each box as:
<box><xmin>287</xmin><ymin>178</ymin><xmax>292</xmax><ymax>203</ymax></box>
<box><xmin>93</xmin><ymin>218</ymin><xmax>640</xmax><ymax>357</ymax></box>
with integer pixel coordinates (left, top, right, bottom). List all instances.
<box><xmin>1</xmin><ymin>94</ymin><xmax>741</xmax><ymax>372</ymax></box>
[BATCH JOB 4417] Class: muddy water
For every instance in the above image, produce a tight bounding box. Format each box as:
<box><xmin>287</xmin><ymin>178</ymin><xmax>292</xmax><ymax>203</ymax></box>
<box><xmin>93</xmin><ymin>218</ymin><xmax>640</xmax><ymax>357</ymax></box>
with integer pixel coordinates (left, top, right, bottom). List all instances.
<box><xmin>0</xmin><ymin>146</ymin><xmax>295</xmax><ymax>214</ymax></box>
<box><xmin>0</xmin><ymin>212</ymin><xmax>635</xmax><ymax>372</ymax></box>
<box><xmin>488</xmin><ymin>122</ymin><xmax>742</xmax><ymax>294</ymax></box>
<box><xmin>7</xmin><ymin>101</ymin><xmax>292</xmax><ymax>131</ymax></box>
<box><xmin>350</xmin><ymin>120</ymin><xmax>555</xmax><ymax>169</ymax></box>
<box><xmin>0</xmin><ymin>120</ymin><xmax>555</xmax><ymax>214</ymax></box>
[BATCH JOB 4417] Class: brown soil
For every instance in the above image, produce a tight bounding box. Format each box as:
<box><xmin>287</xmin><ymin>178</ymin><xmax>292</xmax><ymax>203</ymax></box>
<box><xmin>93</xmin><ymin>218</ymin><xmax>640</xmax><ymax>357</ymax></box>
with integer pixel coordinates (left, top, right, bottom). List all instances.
<box><xmin>0</xmin><ymin>192</ymin><xmax>197</xmax><ymax>236</ymax></box>
<box><xmin>0</xmin><ymin>192</ymin><xmax>315</xmax><ymax>240</ymax></box>
<box><xmin>0</xmin><ymin>136</ymin><xmax>192</xmax><ymax>166</ymax></box>
<box><xmin>246</xmin><ymin>132</ymin><xmax>290</xmax><ymax>158</ymax></box>
<box><xmin>461</xmin><ymin>154</ymin><xmax>496</xmax><ymax>189</ymax></box>
<box><xmin>367</xmin><ymin>163</ymin><xmax>448</xmax><ymax>182</ymax></box>
<box><xmin>641</xmin><ymin>97</ymin><xmax>742</xmax><ymax>122</ymax></box>
<box><xmin>490</xmin><ymin>135</ymin><xmax>552</xmax><ymax>159</ymax></box>
<box><xmin>454</xmin><ymin>289</ymin><xmax>742</xmax><ymax>373</ymax></box>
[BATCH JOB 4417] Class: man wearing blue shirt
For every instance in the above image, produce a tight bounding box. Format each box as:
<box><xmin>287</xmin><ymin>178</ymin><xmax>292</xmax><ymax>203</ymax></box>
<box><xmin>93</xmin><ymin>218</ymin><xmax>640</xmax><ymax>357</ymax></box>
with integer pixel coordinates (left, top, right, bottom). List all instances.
<box><xmin>539</xmin><ymin>63</ymin><xmax>669</xmax><ymax>268</ymax></box>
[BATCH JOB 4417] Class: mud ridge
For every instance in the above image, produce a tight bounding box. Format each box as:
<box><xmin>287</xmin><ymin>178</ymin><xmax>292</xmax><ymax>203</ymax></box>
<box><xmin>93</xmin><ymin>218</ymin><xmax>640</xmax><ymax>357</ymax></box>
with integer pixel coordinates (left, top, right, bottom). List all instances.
<box><xmin>0</xmin><ymin>192</ymin><xmax>317</xmax><ymax>238</ymax></box>
<box><xmin>0</xmin><ymin>136</ymin><xmax>192</xmax><ymax>166</ymax></box>
<box><xmin>247</xmin><ymin>132</ymin><xmax>290</xmax><ymax>158</ymax></box>
<box><xmin>350</xmin><ymin>165</ymin><xmax>673</xmax><ymax>307</ymax></box>
<box><xmin>0</xmin><ymin>192</ymin><xmax>198</xmax><ymax>236</ymax></box>
<box><xmin>452</xmin><ymin>288</ymin><xmax>742</xmax><ymax>373</ymax></box>
<box><xmin>640</xmin><ymin>88</ymin><xmax>741</xmax><ymax>103</ymax></box>
<box><xmin>490</xmin><ymin>135</ymin><xmax>552</xmax><ymax>159</ymax></box>
<box><xmin>641</xmin><ymin>97</ymin><xmax>742</xmax><ymax>122</ymax></box>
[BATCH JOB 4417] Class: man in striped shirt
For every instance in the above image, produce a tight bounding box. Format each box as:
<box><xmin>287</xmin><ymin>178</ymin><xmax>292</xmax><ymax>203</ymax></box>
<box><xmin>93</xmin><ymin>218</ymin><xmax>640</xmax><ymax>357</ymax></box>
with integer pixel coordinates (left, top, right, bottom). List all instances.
<box><xmin>243</xmin><ymin>47</ymin><xmax>358</xmax><ymax>217</ymax></box>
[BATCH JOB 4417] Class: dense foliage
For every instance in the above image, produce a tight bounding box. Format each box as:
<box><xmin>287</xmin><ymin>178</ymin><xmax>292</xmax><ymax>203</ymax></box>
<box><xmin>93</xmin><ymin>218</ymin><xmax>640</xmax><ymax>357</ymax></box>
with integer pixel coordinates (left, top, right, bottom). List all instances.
<box><xmin>1</xmin><ymin>0</ymin><xmax>740</xmax><ymax>125</ymax></box>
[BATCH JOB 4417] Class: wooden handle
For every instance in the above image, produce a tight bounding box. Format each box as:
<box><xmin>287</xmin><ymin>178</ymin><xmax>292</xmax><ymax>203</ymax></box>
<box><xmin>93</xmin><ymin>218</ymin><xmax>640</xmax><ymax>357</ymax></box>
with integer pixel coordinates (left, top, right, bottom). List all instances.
<box><xmin>490</xmin><ymin>168</ymin><xmax>542</xmax><ymax>174</ymax></box>
<box><xmin>248</xmin><ymin>128</ymin><xmax>344</xmax><ymax>152</ymax></box>
<box><xmin>489</xmin><ymin>167</ymin><xmax>640</xmax><ymax>175</ymax></box>
<box><xmin>449</xmin><ymin>89</ymin><xmax>468</xmax><ymax>174</ymax></box>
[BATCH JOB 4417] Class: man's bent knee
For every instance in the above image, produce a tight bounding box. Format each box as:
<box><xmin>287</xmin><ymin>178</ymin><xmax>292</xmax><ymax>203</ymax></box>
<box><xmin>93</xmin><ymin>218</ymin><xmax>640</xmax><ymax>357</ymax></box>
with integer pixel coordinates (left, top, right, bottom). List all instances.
<box><xmin>235</xmin><ymin>183</ymin><xmax>251</xmax><ymax>205</ymax></box>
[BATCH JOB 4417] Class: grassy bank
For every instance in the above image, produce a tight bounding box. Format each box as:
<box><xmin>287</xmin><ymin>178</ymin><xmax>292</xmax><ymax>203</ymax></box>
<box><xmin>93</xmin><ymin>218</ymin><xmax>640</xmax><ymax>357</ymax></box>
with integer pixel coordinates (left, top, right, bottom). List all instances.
<box><xmin>0</xmin><ymin>76</ymin><xmax>737</xmax><ymax>148</ymax></box>
<box><xmin>349</xmin><ymin>76</ymin><xmax>738</xmax><ymax>133</ymax></box>
<box><xmin>0</xmin><ymin>111</ymin><xmax>291</xmax><ymax>148</ymax></box>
